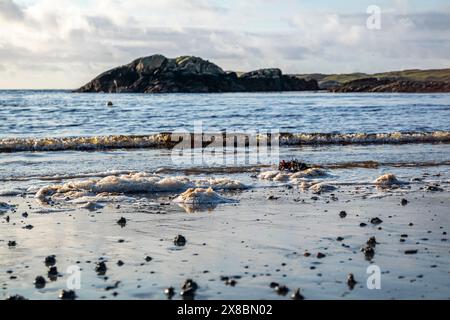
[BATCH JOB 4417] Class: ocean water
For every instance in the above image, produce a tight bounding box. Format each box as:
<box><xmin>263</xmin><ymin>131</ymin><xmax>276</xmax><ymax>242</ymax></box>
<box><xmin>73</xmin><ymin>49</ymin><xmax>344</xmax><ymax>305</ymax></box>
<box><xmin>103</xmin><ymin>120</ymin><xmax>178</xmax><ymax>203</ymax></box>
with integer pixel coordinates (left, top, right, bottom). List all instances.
<box><xmin>0</xmin><ymin>90</ymin><xmax>449</xmax><ymax>184</ymax></box>
<box><xmin>0</xmin><ymin>90</ymin><xmax>449</xmax><ymax>137</ymax></box>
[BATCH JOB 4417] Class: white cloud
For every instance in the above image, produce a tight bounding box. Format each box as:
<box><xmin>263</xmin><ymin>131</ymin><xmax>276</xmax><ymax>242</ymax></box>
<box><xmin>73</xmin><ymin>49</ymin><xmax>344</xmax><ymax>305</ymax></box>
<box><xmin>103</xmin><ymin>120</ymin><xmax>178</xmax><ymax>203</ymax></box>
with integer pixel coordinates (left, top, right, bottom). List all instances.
<box><xmin>0</xmin><ymin>0</ymin><xmax>24</xmax><ymax>21</ymax></box>
<box><xmin>0</xmin><ymin>0</ymin><xmax>449</xmax><ymax>88</ymax></box>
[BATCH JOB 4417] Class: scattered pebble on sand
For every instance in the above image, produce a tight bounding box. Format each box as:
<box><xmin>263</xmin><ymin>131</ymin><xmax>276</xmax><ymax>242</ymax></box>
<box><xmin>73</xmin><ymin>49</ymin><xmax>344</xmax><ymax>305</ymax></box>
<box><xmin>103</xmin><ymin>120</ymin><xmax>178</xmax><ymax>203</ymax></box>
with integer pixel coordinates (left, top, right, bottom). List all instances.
<box><xmin>347</xmin><ymin>273</ymin><xmax>357</xmax><ymax>289</ymax></box>
<box><xmin>174</xmin><ymin>235</ymin><xmax>187</xmax><ymax>246</ymax></box>
<box><xmin>291</xmin><ymin>288</ymin><xmax>304</xmax><ymax>300</ymax></box>
<box><xmin>164</xmin><ymin>286</ymin><xmax>175</xmax><ymax>299</ymax></box>
<box><xmin>95</xmin><ymin>262</ymin><xmax>107</xmax><ymax>275</ymax></box>
<box><xmin>117</xmin><ymin>217</ymin><xmax>127</xmax><ymax>227</ymax></box>
<box><xmin>45</xmin><ymin>255</ymin><xmax>56</xmax><ymax>267</ymax></box>
<box><xmin>59</xmin><ymin>290</ymin><xmax>77</xmax><ymax>300</ymax></box>
<box><xmin>34</xmin><ymin>276</ymin><xmax>46</xmax><ymax>289</ymax></box>
<box><xmin>370</xmin><ymin>217</ymin><xmax>383</xmax><ymax>225</ymax></box>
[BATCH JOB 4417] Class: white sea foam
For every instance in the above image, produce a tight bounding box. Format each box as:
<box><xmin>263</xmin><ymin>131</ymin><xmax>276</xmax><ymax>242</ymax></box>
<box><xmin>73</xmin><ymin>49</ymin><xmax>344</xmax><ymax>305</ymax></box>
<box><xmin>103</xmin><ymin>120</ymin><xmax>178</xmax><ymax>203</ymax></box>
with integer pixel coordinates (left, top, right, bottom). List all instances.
<box><xmin>35</xmin><ymin>172</ymin><xmax>246</xmax><ymax>204</ymax></box>
<box><xmin>0</xmin><ymin>131</ymin><xmax>448</xmax><ymax>153</ymax></box>
<box><xmin>173</xmin><ymin>187</ymin><xmax>236</xmax><ymax>205</ymax></box>
<box><xmin>309</xmin><ymin>182</ymin><xmax>336</xmax><ymax>194</ymax></box>
<box><xmin>258</xmin><ymin>168</ymin><xmax>337</xmax><ymax>193</ymax></box>
<box><xmin>258</xmin><ymin>168</ymin><xmax>327</xmax><ymax>182</ymax></box>
<box><xmin>374</xmin><ymin>173</ymin><xmax>404</xmax><ymax>186</ymax></box>
<box><xmin>280</xmin><ymin>131</ymin><xmax>450</xmax><ymax>145</ymax></box>
<box><xmin>79</xmin><ymin>201</ymin><xmax>105</xmax><ymax>211</ymax></box>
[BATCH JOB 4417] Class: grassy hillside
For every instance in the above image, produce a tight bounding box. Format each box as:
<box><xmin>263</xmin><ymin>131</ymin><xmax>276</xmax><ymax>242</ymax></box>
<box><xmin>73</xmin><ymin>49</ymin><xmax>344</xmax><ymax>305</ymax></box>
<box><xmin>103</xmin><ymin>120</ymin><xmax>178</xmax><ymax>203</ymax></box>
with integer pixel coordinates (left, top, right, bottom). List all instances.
<box><xmin>296</xmin><ymin>68</ymin><xmax>450</xmax><ymax>85</ymax></box>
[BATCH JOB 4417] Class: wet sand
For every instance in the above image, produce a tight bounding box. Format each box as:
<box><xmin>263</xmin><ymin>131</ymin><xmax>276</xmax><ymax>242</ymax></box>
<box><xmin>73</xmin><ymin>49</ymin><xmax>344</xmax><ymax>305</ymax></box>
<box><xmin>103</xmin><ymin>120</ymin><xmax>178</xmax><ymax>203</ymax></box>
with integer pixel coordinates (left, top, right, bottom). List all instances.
<box><xmin>1</xmin><ymin>179</ymin><xmax>449</xmax><ymax>300</ymax></box>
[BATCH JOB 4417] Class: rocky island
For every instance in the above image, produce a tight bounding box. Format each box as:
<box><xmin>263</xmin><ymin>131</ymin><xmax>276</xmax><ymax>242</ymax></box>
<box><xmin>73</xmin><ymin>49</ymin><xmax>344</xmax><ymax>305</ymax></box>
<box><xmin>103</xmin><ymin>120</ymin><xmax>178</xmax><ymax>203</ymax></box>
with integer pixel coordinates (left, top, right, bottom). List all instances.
<box><xmin>76</xmin><ymin>54</ymin><xmax>319</xmax><ymax>93</ymax></box>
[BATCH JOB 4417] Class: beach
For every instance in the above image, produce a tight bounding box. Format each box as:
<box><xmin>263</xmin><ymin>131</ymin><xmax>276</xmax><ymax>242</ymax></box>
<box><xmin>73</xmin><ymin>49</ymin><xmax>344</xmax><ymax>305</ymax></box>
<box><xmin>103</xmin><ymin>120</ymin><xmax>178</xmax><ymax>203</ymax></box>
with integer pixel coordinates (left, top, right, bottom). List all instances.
<box><xmin>0</xmin><ymin>91</ymin><xmax>449</xmax><ymax>300</ymax></box>
<box><xmin>1</xmin><ymin>143</ymin><xmax>449</xmax><ymax>300</ymax></box>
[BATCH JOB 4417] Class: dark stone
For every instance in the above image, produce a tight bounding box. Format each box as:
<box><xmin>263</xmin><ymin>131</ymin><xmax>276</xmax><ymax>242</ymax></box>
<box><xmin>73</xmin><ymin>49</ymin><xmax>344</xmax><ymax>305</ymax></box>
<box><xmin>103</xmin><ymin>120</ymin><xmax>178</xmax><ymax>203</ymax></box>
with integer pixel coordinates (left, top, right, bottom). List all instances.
<box><xmin>117</xmin><ymin>217</ymin><xmax>127</xmax><ymax>227</ymax></box>
<box><xmin>316</xmin><ymin>252</ymin><xmax>326</xmax><ymax>259</ymax></box>
<box><xmin>367</xmin><ymin>236</ymin><xmax>377</xmax><ymax>247</ymax></box>
<box><xmin>45</xmin><ymin>255</ymin><xmax>56</xmax><ymax>267</ymax></box>
<box><xmin>34</xmin><ymin>276</ymin><xmax>46</xmax><ymax>289</ymax></box>
<box><xmin>339</xmin><ymin>211</ymin><xmax>347</xmax><ymax>218</ymax></box>
<box><xmin>401</xmin><ymin>198</ymin><xmax>408</xmax><ymax>206</ymax></box>
<box><xmin>117</xmin><ymin>260</ymin><xmax>124</xmax><ymax>266</ymax></box>
<box><xmin>174</xmin><ymin>235</ymin><xmax>187</xmax><ymax>246</ymax></box>
<box><xmin>180</xmin><ymin>279</ymin><xmax>198</xmax><ymax>299</ymax></box>
<box><xmin>48</xmin><ymin>266</ymin><xmax>58</xmax><ymax>277</ymax></box>
<box><xmin>291</xmin><ymin>288</ymin><xmax>304</xmax><ymax>300</ymax></box>
<box><xmin>275</xmin><ymin>284</ymin><xmax>289</xmax><ymax>295</ymax></box>
<box><xmin>105</xmin><ymin>281</ymin><xmax>121</xmax><ymax>291</ymax></box>
<box><xmin>360</xmin><ymin>223</ymin><xmax>367</xmax><ymax>227</ymax></box>
<box><xmin>95</xmin><ymin>261</ymin><xmax>107</xmax><ymax>275</ymax></box>
<box><xmin>182</xmin><ymin>279</ymin><xmax>198</xmax><ymax>292</ymax></box>
<box><xmin>225</xmin><ymin>279</ymin><xmax>237</xmax><ymax>286</ymax></box>
<box><xmin>347</xmin><ymin>273</ymin><xmax>357</xmax><ymax>289</ymax></box>
<box><xmin>59</xmin><ymin>290</ymin><xmax>77</xmax><ymax>300</ymax></box>
<box><xmin>7</xmin><ymin>241</ymin><xmax>16</xmax><ymax>247</ymax></box>
<box><xmin>361</xmin><ymin>246</ymin><xmax>375</xmax><ymax>260</ymax></box>
<box><xmin>76</xmin><ymin>55</ymin><xmax>319</xmax><ymax>94</ymax></box>
<box><xmin>5</xmin><ymin>294</ymin><xmax>27</xmax><ymax>300</ymax></box>
<box><xmin>405</xmin><ymin>250</ymin><xmax>418</xmax><ymax>255</ymax></box>
<box><xmin>180</xmin><ymin>287</ymin><xmax>196</xmax><ymax>299</ymax></box>
<box><xmin>370</xmin><ymin>217</ymin><xmax>383</xmax><ymax>225</ymax></box>
<box><xmin>269</xmin><ymin>282</ymin><xmax>279</xmax><ymax>288</ymax></box>
<box><xmin>164</xmin><ymin>286</ymin><xmax>175</xmax><ymax>298</ymax></box>
<box><xmin>145</xmin><ymin>256</ymin><xmax>152</xmax><ymax>262</ymax></box>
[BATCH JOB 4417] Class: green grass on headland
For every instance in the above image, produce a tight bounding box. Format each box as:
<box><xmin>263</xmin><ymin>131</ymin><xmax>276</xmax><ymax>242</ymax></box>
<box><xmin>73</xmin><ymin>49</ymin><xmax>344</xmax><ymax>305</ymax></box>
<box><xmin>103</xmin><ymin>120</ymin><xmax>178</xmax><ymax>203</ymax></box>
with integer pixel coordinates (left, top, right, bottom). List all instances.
<box><xmin>296</xmin><ymin>68</ymin><xmax>450</xmax><ymax>85</ymax></box>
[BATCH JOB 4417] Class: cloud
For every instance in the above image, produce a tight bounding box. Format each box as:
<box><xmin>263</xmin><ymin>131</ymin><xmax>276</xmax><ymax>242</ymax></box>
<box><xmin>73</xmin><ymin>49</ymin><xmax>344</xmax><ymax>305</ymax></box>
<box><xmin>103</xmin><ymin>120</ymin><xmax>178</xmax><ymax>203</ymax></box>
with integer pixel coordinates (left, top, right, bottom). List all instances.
<box><xmin>0</xmin><ymin>0</ymin><xmax>449</xmax><ymax>88</ymax></box>
<box><xmin>0</xmin><ymin>0</ymin><xmax>24</xmax><ymax>21</ymax></box>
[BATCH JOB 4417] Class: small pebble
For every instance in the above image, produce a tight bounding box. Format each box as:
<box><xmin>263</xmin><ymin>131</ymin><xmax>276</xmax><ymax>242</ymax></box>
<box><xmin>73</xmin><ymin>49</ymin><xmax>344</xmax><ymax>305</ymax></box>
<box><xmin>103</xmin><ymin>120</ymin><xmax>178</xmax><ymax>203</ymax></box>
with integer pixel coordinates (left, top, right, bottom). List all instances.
<box><xmin>291</xmin><ymin>288</ymin><xmax>304</xmax><ymax>300</ymax></box>
<box><xmin>45</xmin><ymin>255</ymin><xmax>56</xmax><ymax>267</ymax></box>
<box><xmin>34</xmin><ymin>276</ymin><xmax>46</xmax><ymax>289</ymax></box>
<box><xmin>347</xmin><ymin>273</ymin><xmax>357</xmax><ymax>289</ymax></box>
<box><xmin>174</xmin><ymin>235</ymin><xmax>187</xmax><ymax>246</ymax></box>
<box><xmin>316</xmin><ymin>252</ymin><xmax>326</xmax><ymax>259</ymax></box>
<box><xmin>59</xmin><ymin>290</ymin><xmax>77</xmax><ymax>300</ymax></box>
<box><xmin>370</xmin><ymin>217</ymin><xmax>383</xmax><ymax>225</ymax></box>
<box><xmin>95</xmin><ymin>262</ymin><xmax>107</xmax><ymax>275</ymax></box>
<box><xmin>117</xmin><ymin>217</ymin><xmax>127</xmax><ymax>227</ymax></box>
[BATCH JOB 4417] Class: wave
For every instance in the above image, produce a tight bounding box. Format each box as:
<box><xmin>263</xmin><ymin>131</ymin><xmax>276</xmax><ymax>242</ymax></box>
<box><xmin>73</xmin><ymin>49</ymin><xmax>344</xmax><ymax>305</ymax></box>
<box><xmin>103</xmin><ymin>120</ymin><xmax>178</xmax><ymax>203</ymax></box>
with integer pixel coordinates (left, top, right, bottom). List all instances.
<box><xmin>0</xmin><ymin>131</ymin><xmax>449</xmax><ymax>153</ymax></box>
<box><xmin>280</xmin><ymin>131</ymin><xmax>450</xmax><ymax>145</ymax></box>
<box><xmin>1</xmin><ymin>160</ymin><xmax>448</xmax><ymax>184</ymax></box>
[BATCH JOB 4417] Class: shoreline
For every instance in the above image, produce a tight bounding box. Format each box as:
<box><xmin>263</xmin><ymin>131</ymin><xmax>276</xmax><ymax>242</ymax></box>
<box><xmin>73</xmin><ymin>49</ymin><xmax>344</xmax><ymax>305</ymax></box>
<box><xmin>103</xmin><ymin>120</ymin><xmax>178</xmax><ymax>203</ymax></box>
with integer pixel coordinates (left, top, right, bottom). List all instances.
<box><xmin>1</xmin><ymin>175</ymin><xmax>449</xmax><ymax>300</ymax></box>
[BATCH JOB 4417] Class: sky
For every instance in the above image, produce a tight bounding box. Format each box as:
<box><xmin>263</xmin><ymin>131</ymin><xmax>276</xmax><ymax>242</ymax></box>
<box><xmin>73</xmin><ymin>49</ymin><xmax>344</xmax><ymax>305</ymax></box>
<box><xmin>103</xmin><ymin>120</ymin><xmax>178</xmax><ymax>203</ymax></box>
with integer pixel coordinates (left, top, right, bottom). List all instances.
<box><xmin>0</xmin><ymin>0</ymin><xmax>449</xmax><ymax>89</ymax></box>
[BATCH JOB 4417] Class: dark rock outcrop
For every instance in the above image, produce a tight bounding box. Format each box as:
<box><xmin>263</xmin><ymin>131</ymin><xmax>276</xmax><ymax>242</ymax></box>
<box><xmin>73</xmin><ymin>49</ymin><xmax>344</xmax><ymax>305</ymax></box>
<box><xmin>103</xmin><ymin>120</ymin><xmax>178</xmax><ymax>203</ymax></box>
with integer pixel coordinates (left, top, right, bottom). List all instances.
<box><xmin>76</xmin><ymin>54</ymin><xmax>318</xmax><ymax>93</ymax></box>
<box><xmin>330</xmin><ymin>77</ymin><xmax>450</xmax><ymax>93</ymax></box>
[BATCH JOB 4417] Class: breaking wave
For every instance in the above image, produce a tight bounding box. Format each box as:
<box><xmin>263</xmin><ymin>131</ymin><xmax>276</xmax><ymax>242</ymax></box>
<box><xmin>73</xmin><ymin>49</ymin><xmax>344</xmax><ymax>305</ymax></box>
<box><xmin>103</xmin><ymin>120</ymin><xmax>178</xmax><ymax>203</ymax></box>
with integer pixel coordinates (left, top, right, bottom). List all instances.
<box><xmin>0</xmin><ymin>131</ymin><xmax>449</xmax><ymax>153</ymax></box>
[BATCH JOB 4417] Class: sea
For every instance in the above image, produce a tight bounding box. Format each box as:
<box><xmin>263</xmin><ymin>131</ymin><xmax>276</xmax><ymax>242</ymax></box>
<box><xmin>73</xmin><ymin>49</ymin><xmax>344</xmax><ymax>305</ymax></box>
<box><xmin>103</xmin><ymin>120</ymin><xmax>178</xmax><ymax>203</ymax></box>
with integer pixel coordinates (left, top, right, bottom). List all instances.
<box><xmin>0</xmin><ymin>90</ymin><xmax>449</xmax><ymax>190</ymax></box>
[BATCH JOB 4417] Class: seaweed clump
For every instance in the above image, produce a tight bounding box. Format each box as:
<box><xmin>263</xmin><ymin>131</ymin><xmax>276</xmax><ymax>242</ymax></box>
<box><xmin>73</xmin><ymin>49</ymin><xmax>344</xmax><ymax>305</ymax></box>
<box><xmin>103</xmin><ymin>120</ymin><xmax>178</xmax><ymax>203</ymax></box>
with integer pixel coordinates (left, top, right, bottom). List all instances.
<box><xmin>278</xmin><ymin>160</ymin><xmax>310</xmax><ymax>172</ymax></box>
